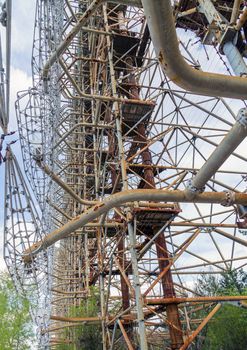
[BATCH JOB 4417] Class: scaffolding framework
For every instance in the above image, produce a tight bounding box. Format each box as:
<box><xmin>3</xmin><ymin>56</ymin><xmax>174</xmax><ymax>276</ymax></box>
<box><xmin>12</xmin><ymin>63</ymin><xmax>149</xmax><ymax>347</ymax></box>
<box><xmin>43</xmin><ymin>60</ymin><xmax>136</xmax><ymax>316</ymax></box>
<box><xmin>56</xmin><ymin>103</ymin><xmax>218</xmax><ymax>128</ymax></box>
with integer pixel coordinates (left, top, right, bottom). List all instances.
<box><xmin>2</xmin><ymin>0</ymin><xmax>247</xmax><ymax>349</ymax></box>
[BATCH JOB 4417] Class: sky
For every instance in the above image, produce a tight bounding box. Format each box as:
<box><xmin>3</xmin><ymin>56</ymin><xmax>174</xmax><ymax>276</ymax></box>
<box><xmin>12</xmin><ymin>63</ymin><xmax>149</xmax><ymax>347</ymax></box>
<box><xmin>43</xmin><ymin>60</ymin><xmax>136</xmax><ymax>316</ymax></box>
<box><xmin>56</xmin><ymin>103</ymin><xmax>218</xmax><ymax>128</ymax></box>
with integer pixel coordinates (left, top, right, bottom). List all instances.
<box><xmin>0</xmin><ymin>1</ymin><xmax>35</xmax><ymax>270</ymax></box>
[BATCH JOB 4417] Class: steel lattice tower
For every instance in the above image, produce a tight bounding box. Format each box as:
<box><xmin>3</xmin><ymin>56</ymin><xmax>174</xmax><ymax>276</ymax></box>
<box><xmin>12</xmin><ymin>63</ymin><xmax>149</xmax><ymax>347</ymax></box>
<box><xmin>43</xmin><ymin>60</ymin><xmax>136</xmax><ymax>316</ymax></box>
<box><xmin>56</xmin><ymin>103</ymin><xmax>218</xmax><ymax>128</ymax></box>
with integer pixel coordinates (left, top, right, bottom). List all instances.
<box><xmin>2</xmin><ymin>0</ymin><xmax>247</xmax><ymax>349</ymax></box>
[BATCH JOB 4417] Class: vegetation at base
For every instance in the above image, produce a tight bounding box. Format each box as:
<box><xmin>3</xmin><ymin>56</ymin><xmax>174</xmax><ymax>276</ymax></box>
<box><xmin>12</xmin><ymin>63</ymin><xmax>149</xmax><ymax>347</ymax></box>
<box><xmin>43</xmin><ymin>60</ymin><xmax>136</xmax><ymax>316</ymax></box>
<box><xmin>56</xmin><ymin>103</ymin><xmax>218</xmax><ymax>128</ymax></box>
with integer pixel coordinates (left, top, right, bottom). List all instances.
<box><xmin>56</xmin><ymin>270</ymin><xmax>247</xmax><ymax>349</ymax></box>
<box><xmin>192</xmin><ymin>269</ymin><xmax>247</xmax><ymax>350</ymax></box>
<box><xmin>0</xmin><ymin>271</ymin><xmax>33</xmax><ymax>350</ymax></box>
<box><xmin>200</xmin><ymin>303</ymin><xmax>247</xmax><ymax>350</ymax></box>
<box><xmin>57</xmin><ymin>286</ymin><xmax>102</xmax><ymax>350</ymax></box>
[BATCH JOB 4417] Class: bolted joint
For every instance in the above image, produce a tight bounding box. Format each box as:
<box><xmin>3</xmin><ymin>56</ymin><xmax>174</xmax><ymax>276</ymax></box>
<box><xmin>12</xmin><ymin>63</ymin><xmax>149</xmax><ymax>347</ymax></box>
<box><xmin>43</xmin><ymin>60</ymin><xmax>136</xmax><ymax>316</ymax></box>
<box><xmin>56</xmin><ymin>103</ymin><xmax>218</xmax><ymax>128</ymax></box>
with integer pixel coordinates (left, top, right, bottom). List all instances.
<box><xmin>186</xmin><ymin>178</ymin><xmax>205</xmax><ymax>196</ymax></box>
<box><xmin>237</xmin><ymin>108</ymin><xmax>247</xmax><ymax>127</ymax></box>
<box><xmin>221</xmin><ymin>190</ymin><xmax>236</xmax><ymax>207</ymax></box>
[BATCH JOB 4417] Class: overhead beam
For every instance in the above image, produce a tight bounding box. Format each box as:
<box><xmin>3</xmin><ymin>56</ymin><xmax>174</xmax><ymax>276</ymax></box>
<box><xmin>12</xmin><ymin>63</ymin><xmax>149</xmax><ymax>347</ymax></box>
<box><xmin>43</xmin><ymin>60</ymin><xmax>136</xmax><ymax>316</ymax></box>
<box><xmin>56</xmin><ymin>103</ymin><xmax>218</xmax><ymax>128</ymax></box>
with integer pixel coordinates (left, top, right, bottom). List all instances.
<box><xmin>23</xmin><ymin>189</ymin><xmax>247</xmax><ymax>257</ymax></box>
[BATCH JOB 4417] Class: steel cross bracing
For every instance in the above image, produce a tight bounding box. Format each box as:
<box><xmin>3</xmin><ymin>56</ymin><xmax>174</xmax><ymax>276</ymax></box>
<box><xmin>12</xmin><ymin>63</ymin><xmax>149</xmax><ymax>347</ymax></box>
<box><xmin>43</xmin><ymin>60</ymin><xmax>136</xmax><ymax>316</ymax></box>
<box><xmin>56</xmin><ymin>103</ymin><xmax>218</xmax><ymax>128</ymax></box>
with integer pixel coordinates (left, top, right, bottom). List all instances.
<box><xmin>2</xmin><ymin>0</ymin><xmax>247</xmax><ymax>349</ymax></box>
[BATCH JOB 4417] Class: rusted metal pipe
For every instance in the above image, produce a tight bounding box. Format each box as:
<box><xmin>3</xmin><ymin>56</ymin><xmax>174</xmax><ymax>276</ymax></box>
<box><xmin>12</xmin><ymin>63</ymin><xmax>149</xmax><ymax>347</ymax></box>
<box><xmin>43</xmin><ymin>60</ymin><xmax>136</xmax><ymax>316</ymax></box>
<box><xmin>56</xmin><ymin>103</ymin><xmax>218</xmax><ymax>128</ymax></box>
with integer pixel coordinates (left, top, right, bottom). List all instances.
<box><xmin>50</xmin><ymin>315</ymin><xmax>102</xmax><ymax>323</ymax></box>
<box><xmin>117</xmin><ymin>320</ymin><xmax>135</xmax><ymax>350</ymax></box>
<box><xmin>179</xmin><ymin>304</ymin><xmax>221</xmax><ymax>350</ymax></box>
<box><xmin>141</xmin><ymin>0</ymin><xmax>247</xmax><ymax>99</ymax></box>
<box><xmin>231</xmin><ymin>0</ymin><xmax>241</xmax><ymax>24</ymax></box>
<box><xmin>177</xmin><ymin>8</ymin><xmax>197</xmax><ymax>18</ymax></box>
<box><xmin>59</xmin><ymin>58</ymin><xmax>151</xmax><ymax>103</ymax></box>
<box><xmin>37</xmin><ymin>161</ymin><xmax>98</xmax><ymax>206</ymax></box>
<box><xmin>145</xmin><ymin>295</ymin><xmax>247</xmax><ymax>305</ymax></box>
<box><xmin>107</xmin><ymin>0</ymin><xmax>142</xmax><ymax>6</ymax></box>
<box><xmin>23</xmin><ymin>189</ymin><xmax>247</xmax><ymax>256</ymax></box>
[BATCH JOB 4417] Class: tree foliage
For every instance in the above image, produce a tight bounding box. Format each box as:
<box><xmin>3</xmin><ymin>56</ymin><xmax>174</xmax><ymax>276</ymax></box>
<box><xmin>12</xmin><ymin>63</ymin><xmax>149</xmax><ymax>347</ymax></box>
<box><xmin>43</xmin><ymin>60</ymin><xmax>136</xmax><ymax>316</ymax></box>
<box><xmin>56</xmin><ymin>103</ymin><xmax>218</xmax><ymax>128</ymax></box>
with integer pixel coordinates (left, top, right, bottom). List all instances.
<box><xmin>57</xmin><ymin>286</ymin><xmax>102</xmax><ymax>350</ymax></box>
<box><xmin>201</xmin><ymin>304</ymin><xmax>247</xmax><ymax>350</ymax></box>
<box><xmin>71</xmin><ymin>287</ymin><xmax>102</xmax><ymax>350</ymax></box>
<box><xmin>195</xmin><ymin>269</ymin><xmax>247</xmax><ymax>297</ymax></box>
<box><xmin>193</xmin><ymin>269</ymin><xmax>247</xmax><ymax>350</ymax></box>
<box><xmin>0</xmin><ymin>272</ymin><xmax>33</xmax><ymax>350</ymax></box>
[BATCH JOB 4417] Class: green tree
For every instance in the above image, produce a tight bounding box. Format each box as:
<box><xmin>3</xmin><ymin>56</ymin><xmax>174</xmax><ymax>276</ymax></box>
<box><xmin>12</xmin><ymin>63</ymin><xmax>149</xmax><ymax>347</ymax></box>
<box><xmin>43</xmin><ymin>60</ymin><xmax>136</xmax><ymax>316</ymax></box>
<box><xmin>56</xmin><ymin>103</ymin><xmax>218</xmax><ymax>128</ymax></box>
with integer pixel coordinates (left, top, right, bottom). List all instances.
<box><xmin>72</xmin><ymin>286</ymin><xmax>102</xmax><ymax>350</ymax></box>
<box><xmin>57</xmin><ymin>286</ymin><xmax>102</xmax><ymax>350</ymax></box>
<box><xmin>0</xmin><ymin>272</ymin><xmax>33</xmax><ymax>350</ymax></box>
<box><xmin>193</xmin><ymin>270</ymin><xmax>247</xmax><ymax>350</ymax></box>
<box><xmin>201</xmin><ymin>304</ymin><xmax>247</xmax><ymax>350</ymax></box>
<box><xmin>195</xmin><ymin>269</ymin><xmax>247</xmax><ymax>297</ymax></box>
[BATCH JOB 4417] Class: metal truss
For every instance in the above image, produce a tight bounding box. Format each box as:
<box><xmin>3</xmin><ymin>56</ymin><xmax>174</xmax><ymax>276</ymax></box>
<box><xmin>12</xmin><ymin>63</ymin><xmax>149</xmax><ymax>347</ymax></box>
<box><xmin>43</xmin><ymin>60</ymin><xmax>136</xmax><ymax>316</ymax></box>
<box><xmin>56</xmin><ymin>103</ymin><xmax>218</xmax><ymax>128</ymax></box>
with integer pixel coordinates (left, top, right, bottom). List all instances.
<box><xmin>3</xmin><ymin>149</ymin><xmax>53</xmax><ymax>348</ymax></box>
<box><xmin>3</xmin><ymin>0</ymin><xmax>247</xmax><ymax>349</ymax></box>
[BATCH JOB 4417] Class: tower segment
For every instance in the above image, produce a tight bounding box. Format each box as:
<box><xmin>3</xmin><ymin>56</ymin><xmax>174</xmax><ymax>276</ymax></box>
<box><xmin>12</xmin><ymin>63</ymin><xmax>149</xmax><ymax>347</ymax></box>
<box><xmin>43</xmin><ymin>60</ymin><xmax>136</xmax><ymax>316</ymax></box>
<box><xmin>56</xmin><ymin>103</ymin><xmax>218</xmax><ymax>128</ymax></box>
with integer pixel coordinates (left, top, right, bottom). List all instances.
<box><xmin>3</xmin><ymin>1</ymin><xmax>247</xmax><ymax>349</ymax></box>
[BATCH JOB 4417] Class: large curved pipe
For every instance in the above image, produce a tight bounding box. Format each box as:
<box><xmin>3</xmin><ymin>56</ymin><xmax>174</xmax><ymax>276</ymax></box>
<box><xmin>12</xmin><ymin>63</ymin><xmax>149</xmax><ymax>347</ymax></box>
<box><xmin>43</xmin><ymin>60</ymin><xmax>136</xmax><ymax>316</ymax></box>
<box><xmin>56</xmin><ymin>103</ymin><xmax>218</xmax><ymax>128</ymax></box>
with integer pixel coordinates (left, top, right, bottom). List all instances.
<box><xmin>141</xmin><ymin>0</ymin><xmax>247</xmax><ymax>100</ymax></box>
<box><xmin>23</xmin><ymin>189</ymin><xmax>247</xmax><ymax>257</ymax></box>
<box><xmin>187</xmin><ymin>108</ymin><xmax>247</xmax><ymax>193</ymax></box>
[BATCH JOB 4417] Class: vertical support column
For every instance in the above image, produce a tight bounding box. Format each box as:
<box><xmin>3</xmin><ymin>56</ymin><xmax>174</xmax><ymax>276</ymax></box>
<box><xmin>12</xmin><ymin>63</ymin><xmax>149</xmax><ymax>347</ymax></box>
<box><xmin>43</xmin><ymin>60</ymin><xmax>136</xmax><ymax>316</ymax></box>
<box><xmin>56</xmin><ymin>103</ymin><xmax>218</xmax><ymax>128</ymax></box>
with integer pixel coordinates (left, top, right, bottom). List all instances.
<box><xmin>100</xmin><ymin>273</ymin><xmax>107</xmax><ymax>350</ymax></box>
<box><xmin>155</xmin><ymin>233</ymin><xmax>184</xmax><ymax>349</ymax></box>
<box><xmin>103</xmin><ymin>5</ymin><xmax>148</xmax><ymax>347</ymax></box>
<box><xmin>126</xmin><ymin>56</ymin><xmax>184</xmax><ymax>349</ymax></box>
<box><xmin>127</xmin><ymin>219</ymin><xmax>148</xmax><ymax>350</ymax></box>
<box><xmin>118</xmin><ymin>236</ymin><xmax>131</xmax><ymax>311</ymax></box>
<box><xmin>85</xmin><ymin>233</ymin><xmax>90</xmax><ymax>290</ymax></box>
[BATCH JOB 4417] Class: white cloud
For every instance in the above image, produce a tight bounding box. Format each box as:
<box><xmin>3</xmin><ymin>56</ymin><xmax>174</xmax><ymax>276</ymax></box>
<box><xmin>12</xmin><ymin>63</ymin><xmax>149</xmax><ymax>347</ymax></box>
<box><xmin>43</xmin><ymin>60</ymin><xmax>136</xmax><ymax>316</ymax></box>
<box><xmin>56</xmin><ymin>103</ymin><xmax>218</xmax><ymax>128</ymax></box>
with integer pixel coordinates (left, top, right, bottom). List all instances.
<box><xmin>8</xmin><ymin>66</ymin><xmax>32</xmax><ymax>130</ymax></box>
<box><xmin>11</xmin><ymin>1</ymin><xmax>36</xmax><ymax>57</ymax></box>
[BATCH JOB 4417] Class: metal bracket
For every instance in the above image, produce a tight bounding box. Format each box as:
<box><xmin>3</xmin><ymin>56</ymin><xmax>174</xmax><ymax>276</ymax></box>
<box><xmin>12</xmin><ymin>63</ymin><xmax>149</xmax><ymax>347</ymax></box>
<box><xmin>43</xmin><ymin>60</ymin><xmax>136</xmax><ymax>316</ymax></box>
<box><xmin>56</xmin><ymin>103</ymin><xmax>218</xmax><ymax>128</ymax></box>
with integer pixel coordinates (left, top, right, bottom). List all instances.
<box><xmin>237</xmin><ymin>108</ymin><xmax>247</xmax><ymax>127</ymax></box>
<box><xmin>186</xmin><ymin>178</ymin><xmax>205</xmax><ymax>194</ymax></box>
<box><xmin>221</xmin><ymin>190</ymin><xmax>236</xmax><ymax>207</ymax></box>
